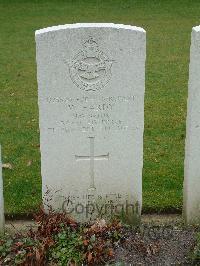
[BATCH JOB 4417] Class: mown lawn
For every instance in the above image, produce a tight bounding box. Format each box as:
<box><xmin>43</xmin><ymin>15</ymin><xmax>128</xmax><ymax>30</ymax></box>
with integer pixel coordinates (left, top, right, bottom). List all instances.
<box><xmin>1</xmin><ymin>0</ymin><xmax>200</xmax><ymax>216</ymax></box>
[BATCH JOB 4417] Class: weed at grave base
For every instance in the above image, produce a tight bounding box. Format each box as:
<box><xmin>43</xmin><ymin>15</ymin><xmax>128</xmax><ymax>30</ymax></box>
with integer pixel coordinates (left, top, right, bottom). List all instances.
<box><xmin>189</xmin><ymin>232</ymin><xmax>200</xmax><ymax>264</ymax></box>
<box><xmin>0</xmin><ymin>207</ymin><xmax>122</xmax><ymax>265</ymax></box>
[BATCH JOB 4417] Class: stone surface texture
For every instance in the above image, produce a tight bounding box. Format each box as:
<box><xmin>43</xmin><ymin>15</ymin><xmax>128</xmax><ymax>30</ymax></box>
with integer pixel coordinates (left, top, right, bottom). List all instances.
<box><xmin>35</xmin><ymin>23</ymin><xmax>146</xmax><ymax>222</ymax></box>
<box><xmin>184</xmin><ymin>25</ymin><xmax>200</xmax><ymax>224</ymax></box>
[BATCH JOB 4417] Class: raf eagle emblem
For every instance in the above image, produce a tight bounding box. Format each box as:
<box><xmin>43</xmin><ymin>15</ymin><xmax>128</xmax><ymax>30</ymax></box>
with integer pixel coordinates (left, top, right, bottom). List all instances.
<box><xmin>69</xmin><ymin>37</ymin><xmax>113</xmax><ymax>92</ymax></box>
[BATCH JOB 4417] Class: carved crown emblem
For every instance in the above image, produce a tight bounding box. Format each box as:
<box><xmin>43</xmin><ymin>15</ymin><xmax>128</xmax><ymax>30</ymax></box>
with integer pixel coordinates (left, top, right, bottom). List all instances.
<box><xmin>69</xmin><ymin>37</ymin><xmax>113</xmax><ymax>92</ymax></box>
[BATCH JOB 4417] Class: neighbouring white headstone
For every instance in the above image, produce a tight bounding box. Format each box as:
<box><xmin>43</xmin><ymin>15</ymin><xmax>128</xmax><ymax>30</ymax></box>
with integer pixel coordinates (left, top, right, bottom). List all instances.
<box><xmin>184</xmin><ymin>26</ymin><xmax>200</xmax><ymax>224</ymax></box>
<box><xmin>36</xmin><ymin>23</ymin><xmax>146</xmax><ymax>223</ymax></box>
<box><xmin>0</xmin><ymin>145</ymin><xmax>5</xmax><ymax>233</ymax></box>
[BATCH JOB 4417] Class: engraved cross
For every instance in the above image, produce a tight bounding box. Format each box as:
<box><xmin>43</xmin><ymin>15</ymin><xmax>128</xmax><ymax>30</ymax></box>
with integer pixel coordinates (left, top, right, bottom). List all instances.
<box><xmin>75</xmin><ymin>137</ymin><xmax>109</xmax><ymax>190</ymax></box>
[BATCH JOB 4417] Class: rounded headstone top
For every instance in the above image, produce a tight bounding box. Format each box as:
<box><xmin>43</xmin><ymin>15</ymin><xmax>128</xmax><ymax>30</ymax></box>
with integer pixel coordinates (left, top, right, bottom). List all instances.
<box><xmin>35</xmin><ymin>23</ymin><xmax>146</xmax><ymax>36</ymax></box>
<box><xmin>192</xmin><ymin>25</ymin><xmax>200</xmax><ymax>33</ymax></box>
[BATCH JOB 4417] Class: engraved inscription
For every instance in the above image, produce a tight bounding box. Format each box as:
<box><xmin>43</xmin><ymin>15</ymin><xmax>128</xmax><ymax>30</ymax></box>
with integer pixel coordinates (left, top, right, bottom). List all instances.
<box><xmin>75</xmin><ymin>137</ymin><xmax>109</xmax><ymax>190</ymax></box>
<box><xmin>41</xmin><ymin>94</ymin><xmax>137</xmax><ymax>133</ymax></box>
<box><xmin>69</xmin><ymin>37</ymin><xmax>113</xmax><ymax>92</ymax></box>
<box><xmin>62</xmin><ymin>192</ymin><xmax>124</xmax><ymax>218</ymax></box>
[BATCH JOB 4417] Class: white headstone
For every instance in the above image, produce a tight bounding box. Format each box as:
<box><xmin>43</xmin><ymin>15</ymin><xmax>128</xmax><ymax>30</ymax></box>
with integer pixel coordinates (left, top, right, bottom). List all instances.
<box><xmin>0</xmin><ymin>145</ymin><xmax>5</xmax><ymax>233</ymax></box>
<box><xmin>184</xmin><ymin>26</ymin><xmax>200</xmax><ymax>224</ymax></box>
<box><xmin>36</xmin><ymin>23</ymin><xmax>146</xmax><ymax>223</ymax></box>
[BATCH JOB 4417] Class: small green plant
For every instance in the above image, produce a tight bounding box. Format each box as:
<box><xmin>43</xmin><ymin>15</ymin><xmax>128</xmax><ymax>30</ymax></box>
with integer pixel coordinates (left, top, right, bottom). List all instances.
<box><xmin>49</xmin><ymin>226</ymin><xmax>84</xmax><ymax>265</ymax></box>
<box><xmin>0</xmin><ymin>208</ymin><xmax>122</xmax><ymax>265</ymax></box>
<box><xmin>0</xmin><ymin>236</ymin><xmax>40</xmax><ymax>265</ymax></box>
<box><xmin>190</xmin><ymin>232</ymin><xmax>200</xmax><ymax>263</ymax></box>
<box><xmin>0</xmin><ymin>236</ymin><xmax>13</xmax><ymax>259</ymax></box>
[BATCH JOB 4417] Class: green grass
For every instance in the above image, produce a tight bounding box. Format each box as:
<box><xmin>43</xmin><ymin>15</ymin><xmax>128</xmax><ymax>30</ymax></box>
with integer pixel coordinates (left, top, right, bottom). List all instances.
<box><xmin>1</xmin><ymin>0</ymin><xmax>200</xmax><ymax>216</ymax></box>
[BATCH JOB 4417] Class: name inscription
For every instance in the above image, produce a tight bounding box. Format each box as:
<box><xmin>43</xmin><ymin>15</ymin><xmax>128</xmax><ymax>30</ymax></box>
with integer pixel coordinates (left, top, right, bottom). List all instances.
<box><xmin>41</xmin><ymin>94</ymin><xmax>137</xmax><ymax>134</ymax></box>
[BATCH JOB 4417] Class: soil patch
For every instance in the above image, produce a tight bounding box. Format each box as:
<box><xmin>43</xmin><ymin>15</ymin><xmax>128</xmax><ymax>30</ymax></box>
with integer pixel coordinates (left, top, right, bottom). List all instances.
<box><xmin>114</xmin><ymin>222</ymin><xmax>197</xmax><ymax>265</ymax></box>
